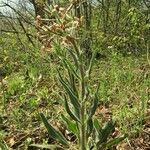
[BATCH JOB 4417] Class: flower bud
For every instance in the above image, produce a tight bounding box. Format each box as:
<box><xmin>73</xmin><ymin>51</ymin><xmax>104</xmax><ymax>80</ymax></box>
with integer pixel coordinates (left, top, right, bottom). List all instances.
<box><xmin>36</xmin><ymin>15</ymin><xmax>42</xmax><ymax>20</ymax></box>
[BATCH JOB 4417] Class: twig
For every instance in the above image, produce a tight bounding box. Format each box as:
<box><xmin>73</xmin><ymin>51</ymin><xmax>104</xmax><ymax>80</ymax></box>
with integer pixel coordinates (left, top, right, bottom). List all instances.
<box><xmin>0</xmin><ymin>29</ymin><xmax>34</xmax><ymax>37</ymax></box>
<box><xmin>17</xmin><ymin>18</ymin><xmax>35</xmax><ymax>46</ymax></box>
<box><xmin>2</xmin><ymin>3</ymin><xmax>35</xmax><ymax>27</ymax></box>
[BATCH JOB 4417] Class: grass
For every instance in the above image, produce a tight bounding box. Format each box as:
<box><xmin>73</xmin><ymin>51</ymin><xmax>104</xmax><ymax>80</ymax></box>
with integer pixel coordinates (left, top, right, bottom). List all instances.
<box><xmin>0</xmin><ymin>48</ymin><xmax>149</xmax><ymax>149</ymax></box>
<box><xmin>96</xmin><ymin>53</ymin><xmax>149</xmax><ymax>133</ymax></box>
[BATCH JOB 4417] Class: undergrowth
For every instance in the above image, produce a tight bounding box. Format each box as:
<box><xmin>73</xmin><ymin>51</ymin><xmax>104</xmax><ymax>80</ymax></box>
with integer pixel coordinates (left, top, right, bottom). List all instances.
<box><xmin>0</xmin><ymin>48</ymin><xmax>149</xmax><ymax>149</ymax></box>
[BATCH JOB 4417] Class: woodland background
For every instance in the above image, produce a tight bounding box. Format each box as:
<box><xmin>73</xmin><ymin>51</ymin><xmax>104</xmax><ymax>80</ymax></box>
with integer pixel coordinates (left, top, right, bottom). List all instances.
<box><xmin>0</xmin><ymin>0</ymin><xmax>150</xmax><ymax>149</ymax></box>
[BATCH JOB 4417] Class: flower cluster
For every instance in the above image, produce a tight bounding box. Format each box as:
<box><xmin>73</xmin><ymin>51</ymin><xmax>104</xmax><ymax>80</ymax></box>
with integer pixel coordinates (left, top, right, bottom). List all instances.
<box><xmin>35</xmin><ymin>4</ymin><xmax>83</xmax><ymax>51</ymax></box>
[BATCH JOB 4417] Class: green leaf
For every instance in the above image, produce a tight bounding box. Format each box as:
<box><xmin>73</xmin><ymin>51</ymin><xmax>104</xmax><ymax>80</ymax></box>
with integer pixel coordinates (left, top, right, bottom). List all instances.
<box><xmin>88</xmin><ymin>94</ymin><xmax>98</xmax><ymax>119</ymax></box>
<box><xmin>54</xmin><ymin>42</ymin><xmax>66</xmax><ymax>57</ymax></box>
<box><xmin>97</xmin><ymin>119</ymin><xmax>115</xmax><ymax>145</ymax></box>
<box><xmin>63</xmin><ymin>59</ymin><xmax>80</xmax><ymax>80</ymax></box>
<box><xmin>68</xmin><ymin>71</ymin><xmax>78</xmax><ymax>98</ymax></box>
<box><xmin>58</xmin><ymin>71</ymin><xmax>80</xmax><ymax>108</ymax></box>
<box><xmin>94</xmin><ymin>118</ymin><xmax>102</xmax><ymax>134</ymax></box>
<box><xmin>68</xmin><ymin>49</ymin><xmax>79</xmax><ymax>69</ymax></box>
<box><xmin>61</xmin><ymin>114</ymin><xmax>78</xmax><ymax>135</ymax></box>
<box><xmin>86</xmin><ymin>52</ymin><xmax>95</xmax><ymax>77</ymax></box>
<box><xmin>88</xmin><ymin>83</ymin><xmax>100</xmax><ymax>119</ymax></box>
<box><xmin>39</xmin><ymin>113</ymin><xmax>69</xmax><ymax>146</ymax></box>
<box><xmin>30</xmin><ymin>144</ymin><xmax>64</xmax><ymax>150</ymax></box>
<box><xmin>64</xmin><ymin>97</ymin><xmax>80</xmax><ymax>123</ymax></box>
<box><xmin>87</xmin><ymin>118</ymin><xmax>93</xmax><ymax>138</ymax></box>
<box><xmin>87</xmin><ymin>89</ymin><xmax>99</xmax><ymax>138</ymax></box>
<box><xmin>58</xmin><ymin>71</ymin><xmax>80</xmax><ymax>118</ymax></box>
<box><xmin>105</xmin><ymin>134</ymin><xmax>128</xmax><ymax>148</ymax></box>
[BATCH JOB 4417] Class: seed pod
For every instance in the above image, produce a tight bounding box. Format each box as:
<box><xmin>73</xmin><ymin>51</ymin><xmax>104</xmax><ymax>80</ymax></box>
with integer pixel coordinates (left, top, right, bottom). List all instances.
<box><xmin>59</xmin><ymin>7</ymin><xmax>65</xmax><ymax>12</ymax></box>
<box><xmin>54</xmin><ymin>5</ymin><xmax>59</xmax><ymax>11</ymax></box>
<box><xmin>59</xmin><ymin>7</ymin><xmax>65</xmax><ymax>17</ymax></box>
<box><xmin>36</xmin><ymin>15</ymin><xmax>42</xmax><ymax>20</ymax></box>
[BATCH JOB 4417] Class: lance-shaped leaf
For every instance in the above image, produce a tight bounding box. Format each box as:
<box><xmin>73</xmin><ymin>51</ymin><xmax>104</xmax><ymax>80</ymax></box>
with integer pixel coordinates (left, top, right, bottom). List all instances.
<box><xmin>97</xmin><ymin>119</ymin><xmax>115</xmax><ymax>145</ymax></box>
<box><xmin>87</xmin><ymin>93</ymin><xmax>99</xmax><ymax>138</ymax></box>
<box><xmin>68</xmin><ymin>48</ymin><xmax>79</xmax><ymax>69</ymax></box>
<box><xmin>68</xmin><ymin>71</ymin><xmax>78</xmax><ymax>98</ymax></box>
<box><xmin>104</xmin><ymin>134</ymin><xmax>128</xmax><ymax>149</ymax></box>
<box><xmin>94</xmin><ymin>118</ymin><xmax>102</xmax><ymax>133</ymax></box>
<box><xmin>88</xmin><ymin>94</ymin><xmax>98</xmax><ymax>119</ymax></box>
<box><xmin>64</xmin><ymin>97</ymin><xmax>80</xmax><ymax>122</ymax></box>
<box><xmin>58</xmin><ymin>71</ymin><xmax>80</xmax><ymax>118</ymax></box>
<box><xmin>61</xmin><ymin>114</ymin><xmax>78</xmax><ymax>136</ymax></box>
<box><xmin>39</xmin><ymin>113</ymin><xmax>69</xmax><ymax>146</ymax></box>
<box><xmin>87</xmin><ymin>118</ymin><xmax>93</xmax><ymax>138</ymax></box>
<box><xmin>62</xmin><ymin>60</ymin><xmax>79</xmax><ymax>98</ymax></box>
<box><xmin>86</xmin><ymin>52</ymin><xmax>95</xmax><ymax>77</ymax></box>
<box><xmin>93</xmin><ymin>118</ymin><xmax>103</xmax><ymax>143</ymax></box>
<box><xmin>63</xmin><ymin>59</ymin><xmax>80</xmax><ymax>80</ymax></box>
<box><xmin>88</xmin><ymin>83</ymin><xmax>100</xmax><ymax>119</ymax></box>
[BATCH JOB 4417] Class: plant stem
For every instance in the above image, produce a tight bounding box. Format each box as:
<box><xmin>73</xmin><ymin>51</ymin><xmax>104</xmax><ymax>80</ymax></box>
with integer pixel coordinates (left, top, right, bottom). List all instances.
<box><xmin>80</xmin><ymin>104</ymin><xmax>86</xmax><ymax>150</ymax></box>
<box><xmin>79</xmin><ymin>55</ymin><xmax>87</xmax><ymax>150</ymax></box>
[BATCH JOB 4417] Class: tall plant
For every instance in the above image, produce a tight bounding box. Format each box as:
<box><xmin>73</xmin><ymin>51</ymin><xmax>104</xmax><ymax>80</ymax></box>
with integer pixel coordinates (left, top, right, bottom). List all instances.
<box><xmin>33</xmin><ymin>2</ymin><xmax>127</xmax><ymax>150</ymax></box>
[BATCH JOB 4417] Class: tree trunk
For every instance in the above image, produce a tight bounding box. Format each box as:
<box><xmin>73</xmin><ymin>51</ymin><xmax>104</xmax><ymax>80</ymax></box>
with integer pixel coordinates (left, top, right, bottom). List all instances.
<box><xmin>30</xmin><ymin>0</ymin><xmax>46</xmax><ymax>17</ymax></box>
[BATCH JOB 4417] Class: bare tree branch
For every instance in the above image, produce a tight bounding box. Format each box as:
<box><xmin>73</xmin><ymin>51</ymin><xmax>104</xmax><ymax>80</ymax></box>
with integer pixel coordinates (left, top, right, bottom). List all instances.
<box><xmin>0</xmin><ymin>29</ymin><xmax>34</xmax><ymax>37</ymax></box>
<box><xmin>17</xmin><ymin>18</ymin><xmax>35</xmax><ymax>47</ymax></box>
<box><xmin>2</xmin><ymin>2</ymin><xmax>35</xmax><ymax>27</ymax></box>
